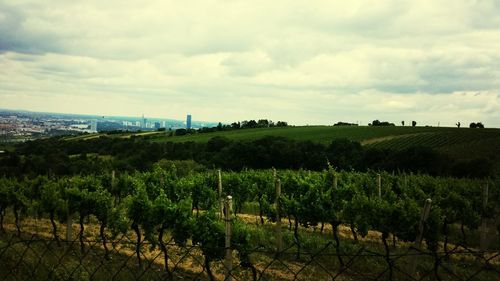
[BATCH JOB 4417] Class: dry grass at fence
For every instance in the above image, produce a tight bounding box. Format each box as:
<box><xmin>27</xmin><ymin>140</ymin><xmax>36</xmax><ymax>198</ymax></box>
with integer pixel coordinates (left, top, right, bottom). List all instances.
<box><xmin>1</xmin><ymin>212</ymin><xmax>499</xmax><ymax>281</ymax></box>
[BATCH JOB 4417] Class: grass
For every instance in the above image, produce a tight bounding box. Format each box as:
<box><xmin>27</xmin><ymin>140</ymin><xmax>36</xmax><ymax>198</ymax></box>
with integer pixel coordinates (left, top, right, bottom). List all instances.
<box><xmin>144</xmin><ymin>126</ymin><xmax>500</xmax><ymax>152</ymax></box>
<box><xmin>61</xmin><ymin>126</ymin><xmax>500</xmax><ymax>160</ymax></box>
<box><xmin>61</xmin><ymin>125</ymin><xmax>500</xmax><ymax>175</ymax></box>
<box><xmin>63</xmin><ymin>131</ymin><xmax>167</xmax><ymax>141</ymax></box>
<box><xmin>150</xmin><ymin>126</ymin><xmax>451</xmax><ymax>144</ymax></box>
<box><xmin>150</xmin><ymin>126</ymin><xmax>500</xmax><ymax>173</ymax></box>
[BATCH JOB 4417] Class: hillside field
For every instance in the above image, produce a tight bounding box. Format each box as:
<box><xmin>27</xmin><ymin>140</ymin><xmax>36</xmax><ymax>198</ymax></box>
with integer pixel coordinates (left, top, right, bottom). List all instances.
<box><xmin>148</xmin><ymin>125</ymin><xmax>500</xmax><ymax>174</ymax></box>
<box><xmin>57</xmin><ymin>125</ymin><xmax>500</xmax><ymax>175</ymax></box>
<box><xmin>147</xmin><ymin>126</ymin><xmax>498</xmax><ymax>148</ymax></box>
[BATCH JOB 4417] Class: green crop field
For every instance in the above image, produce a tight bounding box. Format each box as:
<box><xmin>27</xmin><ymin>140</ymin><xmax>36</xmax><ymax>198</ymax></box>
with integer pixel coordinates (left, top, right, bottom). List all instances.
<box><xmin>147</xmin><ymin>126</ymin><xmax>500</xmax><ymax>151</ymax></box>
<box><xmin>146</xmin><ymin>125</ymin><xmax>500</xmax><ymax>174</ymax></box>
<box><xmin>149</xmin><ymin>126</ymin><xmax>452</xmax><ymax>144</ymax></box>
<box><xmin>62</xmin><ymin>125</ymin><xmax>500</xmax><ymax>174</ymax></box>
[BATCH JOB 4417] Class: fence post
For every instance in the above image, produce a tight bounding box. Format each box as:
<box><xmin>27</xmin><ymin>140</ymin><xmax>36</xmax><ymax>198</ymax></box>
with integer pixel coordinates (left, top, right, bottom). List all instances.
<box><xmin>410</xmin><ymin>198</ymin><xmax>432</xmax><ymax>276</ymax></box>
<box><xmin>272</xmin><ymin>167</ymin><xmax>277</xmax><ymax>184</ymax></box>
<box><xmin>218</xmin><ymin>169</ymin><xmax>223</xmax><ymax>218</ymax></box>
<box><xmin>480</xmin><ymin>183</ymin><xmax>489</xmax><ymax>253</ymax></box>
<box><xmin>66</xmin><ymin>212</ymin><xmax>73</xmax><ymax>242</ymax></box>
<box><xmin>276</xmin><ymin>179</ymin><xmax>283</xmax><ymax>253</ymax></box>
<box><xmin>377</xmin><ymin>173</ymin><xmax>381</xmax><ymax>199</ymax></box>
<box><xmin>224</xmin><ymin>196</ymin><xmax>233</xmax><ymax>281</ymax></box>
<box><xmin>253</xmin><ymin>183</ymin><xmax>259</xmax><ymax>224</ymax></box>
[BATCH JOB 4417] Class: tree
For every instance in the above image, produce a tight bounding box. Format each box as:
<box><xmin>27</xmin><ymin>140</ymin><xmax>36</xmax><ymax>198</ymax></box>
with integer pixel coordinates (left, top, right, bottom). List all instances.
<box><xmin>326</xmin><ymin>139</ymin><xmax>363</xmax><ymax>170</ymax></box>
<box><xmin>276</xmin><ymin>121</ymin><xmax>288</xmax><ymax>127</ymax></box>
<box><xmin>175</xmin><ymin>129</ymin><xmax>187</xmax><ymax>136</ymax></box>
<box><xmin>231</xmin><ymin>122</ymin><xmax>240</xmax><ymax>129</ymax></box>
<box><xmin>257</xmin><ymin>119</ymin><xmax>270</xmax><ymax>127</ymax></box>
<box><xmin>412</xmin><ymin>121</ymin><xmax>417</xmax><ymax>127</ymax></box>
<box><xmin>369</xmin><ymin>120</ymin><xmax>395</xmax><ymax>126</ymax></box>
<box><xmin>456</xmin><ymin>122</ymin><xmax>461</xmax><ymax>128</ymax></box>
<box><xmin>401</xmin><ymin>121</ymin><xmax>405</xmax><ymax>126</ymax></box>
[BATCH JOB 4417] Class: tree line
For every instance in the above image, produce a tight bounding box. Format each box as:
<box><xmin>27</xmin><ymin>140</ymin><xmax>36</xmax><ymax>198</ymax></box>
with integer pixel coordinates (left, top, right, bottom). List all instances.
<box><xmin>0</xmin><ymin>135</ymin><xmax>494</xmax><ymax>179</ymax></box>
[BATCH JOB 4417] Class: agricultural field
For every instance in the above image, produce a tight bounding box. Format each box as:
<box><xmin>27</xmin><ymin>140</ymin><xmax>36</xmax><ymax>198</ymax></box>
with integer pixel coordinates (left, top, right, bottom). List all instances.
<box><xmin>149</xmin><ymin>126</ymin><xmax>500</xmax><ymax>174</ymax></box>
<box><xmin>149</xmin><ymin>126</ymin><xmax>446</xmax><ymax>144</ymax></box>
<box><xmin>144</xmin><ymin>126</ymin><xmax>500</xmax><ymax>147</ymax></box>
<box><xmin>61</xmin><ymin>126</ymin><xmax>500</xmax><ymax>162</ymax></box>
<box><xmin>1</xmin><ymin>168</ymin><xmax>499</xmax><ymax>280</ymax></box>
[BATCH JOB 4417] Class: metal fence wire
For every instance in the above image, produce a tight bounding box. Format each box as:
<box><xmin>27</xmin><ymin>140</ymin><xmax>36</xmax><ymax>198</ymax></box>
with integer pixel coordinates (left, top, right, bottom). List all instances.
<box><xmin>0</xmin><ymin>232</ymin><xmax>499</xmax><ymax>281</ymax></box>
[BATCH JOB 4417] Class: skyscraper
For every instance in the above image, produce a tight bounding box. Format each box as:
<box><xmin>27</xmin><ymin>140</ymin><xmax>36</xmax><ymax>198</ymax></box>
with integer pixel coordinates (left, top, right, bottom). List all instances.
<box><xmin>142</xmin><ymin>114</ymin><xmax>147</xmax><ymax>129</ymax></box>
<box><xmin>90</xmin><ymin>120</ymin><xmax>97</xmax><ymax>132</ymax></box>
<box><xmin>186</xmin><ymin>114</ymin><xmax>192</xmax><ymax>129</ymax></box>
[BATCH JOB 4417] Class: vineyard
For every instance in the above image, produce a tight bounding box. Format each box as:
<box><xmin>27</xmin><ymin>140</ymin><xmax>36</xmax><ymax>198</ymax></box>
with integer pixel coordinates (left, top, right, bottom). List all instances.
<box><xmin>0</xmin><ymin>166</ymin><xmax>499</xmax><ymax>280</ymax></box>
<box><xmin>366</xmin><ymin>129</ymin><xmax>500</xmax><ymax>151</ymax></box>
<box><xmin>148</xmin><ymin>126</ymin><xmax>445</xmax><ymax>144</ymax></box>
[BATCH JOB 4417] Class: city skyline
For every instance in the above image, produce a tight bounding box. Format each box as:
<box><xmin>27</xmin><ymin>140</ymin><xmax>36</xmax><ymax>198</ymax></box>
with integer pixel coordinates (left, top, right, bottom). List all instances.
<box><xmin>1</xmin><ymin>1</ymin><xmax>499</xmax><ymax>127</ymax></box>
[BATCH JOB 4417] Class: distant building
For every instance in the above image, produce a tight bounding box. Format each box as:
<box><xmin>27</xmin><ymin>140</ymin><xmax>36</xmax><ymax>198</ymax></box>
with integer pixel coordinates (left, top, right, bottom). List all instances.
<box><xmin>142</xmin><ymin>114</ymin><xmax>147</xmax><ymax>129</ymax></box>
<box><xmin>186</xmin><ymin>114</ymin><xmax>192</xmax><ymax>129</ymax></box>
<box><xmin>154</xmin><ymin>122</ymin><xmax>161</xmax><ymax>129</ymax></box>
<box><xmin>135</xmin><ymin>121</ymin><xmax>141</xmax><ymax>127</ymax></box>
<box><xmin>90</xmin><ymin>120</ymin><xmax>97</xmax><ymax>132</ymax></box>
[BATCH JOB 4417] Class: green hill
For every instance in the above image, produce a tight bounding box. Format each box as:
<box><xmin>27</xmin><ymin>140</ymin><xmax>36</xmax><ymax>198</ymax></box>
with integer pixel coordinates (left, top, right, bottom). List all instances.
<box><xmin>150</xmin><ymin>126</ymin><xmax>447</xmax><ymax>144</ymax></box>
<box><xmin>62</xmin><ymin>125</ymin><xmax>500</xmax><ymax>174</ymax></box>
<box><xmin>147</xmin><ymin>125</ymin><xmax>500</xmax><ymax>173</ymax></box>
<box><xmin>149</xmin><ymin>126</ymin><xmax>500</xmax><ymax>150</ymax></box>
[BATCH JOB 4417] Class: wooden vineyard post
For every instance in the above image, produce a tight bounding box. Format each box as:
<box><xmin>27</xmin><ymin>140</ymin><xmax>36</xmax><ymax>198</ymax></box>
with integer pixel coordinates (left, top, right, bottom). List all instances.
<box><xmin>410</xmin><ymin>198</ymin><xmax>432</xmax><ymax>276</ymax></box>
<box><xmin>224</xmin><ymin>196</ymin><xmax>233</xmax><ymax>281</ymax></box>
<box><xmin>480</xmin><ymin>183</ymin><xmax>489</xmax><ymax>253</ymax></box>
<box><xmin>272</xmin><ymin>167</ymin><xmax>277</xmax><ymax>183</ymax></box>
<box><xmin>276</xmin><ymin>179</ymin><xmax>283</xmax><ymax>253</ymax></box>
<box><xmin>111</xmin><ymin>170</ymin><xmax>118</xmax><ymax>204</ymax></box>
<box><xmin>218</xmin><ymin>169</ymin><xmax>223</xmax><ymax>218</ymax></box>
<box><xmin>66</xmin><ymin>212</ymin><xmax>73</xmax><ymax>242</ymax></box>
<box><xmin>377</xmin><ymin>173</ymin><xmax>382</xmax><ymax>199</ymax></box>
<box><xmin>253</xmin><ymin>183</ymin><xmax>259</xmax><ymax>225</ymax></box>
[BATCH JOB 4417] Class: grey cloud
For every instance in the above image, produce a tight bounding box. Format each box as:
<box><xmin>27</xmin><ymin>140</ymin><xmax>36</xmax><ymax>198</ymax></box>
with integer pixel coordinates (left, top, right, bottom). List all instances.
<box><xmin>0</xmin><ymin>3</ymin><xmax>62</xmax><ymax>54</ymax></box>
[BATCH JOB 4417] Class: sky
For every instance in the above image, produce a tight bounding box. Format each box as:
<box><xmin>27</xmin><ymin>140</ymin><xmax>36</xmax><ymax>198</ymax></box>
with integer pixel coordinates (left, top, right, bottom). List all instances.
<box><xmin>1</xmin><ymin>0</ymin><xmax>500</xmax><ymax>126</ymax></box>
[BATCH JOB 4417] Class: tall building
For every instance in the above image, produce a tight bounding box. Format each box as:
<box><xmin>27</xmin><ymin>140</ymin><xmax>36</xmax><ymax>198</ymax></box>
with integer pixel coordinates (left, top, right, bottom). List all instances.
<box><xmin>90</xmin><ymin>120</ymin><xmax>97</xmax><ymax>132</ymax></box>
<box><xmin>154</xmin><ymin>122</ymin><xmax>161</xmax><ymax>129</ymax></box>
<box><xmin>186</xmin><ymin>114</ymin><xmax>192</xmax><ymax>129</ymax></box>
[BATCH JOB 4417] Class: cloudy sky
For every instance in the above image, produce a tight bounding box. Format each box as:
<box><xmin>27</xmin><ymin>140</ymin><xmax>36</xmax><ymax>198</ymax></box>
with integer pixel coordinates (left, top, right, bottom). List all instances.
<box><xmin>1</xmin><ymin>0</ymin><xmax>500</xmax><ymax>126</ymax></box>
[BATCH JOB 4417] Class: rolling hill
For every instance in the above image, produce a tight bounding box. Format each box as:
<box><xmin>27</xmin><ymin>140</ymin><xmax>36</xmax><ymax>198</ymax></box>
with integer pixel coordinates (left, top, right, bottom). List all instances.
<box><xmin>147</xmin><ymin>125</ymin><xmax>500</xmax><ymax>173</ymax></box>
<box><xmin>60</xmin><ymin>125</ymin><xmax>500</xmax><ymax>174</ymax></box>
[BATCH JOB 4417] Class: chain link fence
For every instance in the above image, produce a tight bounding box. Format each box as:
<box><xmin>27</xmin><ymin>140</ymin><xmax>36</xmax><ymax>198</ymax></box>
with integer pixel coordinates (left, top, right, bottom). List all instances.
<box><xmin>1</xmin><ymin>231</ymin><xmax>499</xmax><ymax>281</ymax></box>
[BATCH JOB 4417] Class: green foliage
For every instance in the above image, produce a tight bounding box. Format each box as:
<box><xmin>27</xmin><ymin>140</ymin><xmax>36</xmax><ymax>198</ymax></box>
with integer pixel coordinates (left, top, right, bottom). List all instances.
<box><xmin>0</xmin><ymin>167</ymin><xmax>497</xmax><ymax>260</ymax></box>
<box><xmin>192</xmin><ymin>211</ymin><xmax>225</xmax><ymax>262</ymax></box>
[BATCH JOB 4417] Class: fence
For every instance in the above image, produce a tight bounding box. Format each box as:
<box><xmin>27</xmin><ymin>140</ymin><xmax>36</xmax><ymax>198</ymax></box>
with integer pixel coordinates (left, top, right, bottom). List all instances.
<box><xmin>1</xmin><ymin>229</ymin><xmax>499</xmax><ymax>281</ymax></box>
<box><xmin>1</xmin><ymin>194</ymin><xmax>499</xmax><ymax>281</ymax></box>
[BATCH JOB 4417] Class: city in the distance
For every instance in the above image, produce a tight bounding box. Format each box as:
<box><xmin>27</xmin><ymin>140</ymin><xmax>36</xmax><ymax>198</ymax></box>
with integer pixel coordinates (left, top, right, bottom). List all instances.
<box><xmin>0</xmin><ymin>108</ymin><xmax>218</xmax><ymax>142</ymax></box>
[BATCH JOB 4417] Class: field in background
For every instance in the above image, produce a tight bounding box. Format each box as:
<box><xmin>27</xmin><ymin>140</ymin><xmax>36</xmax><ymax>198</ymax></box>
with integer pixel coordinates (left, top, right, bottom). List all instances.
<box><xmin>59</xmin><ymin>125</ymin><xmax>500</xmax><ymax>174</ymax></box>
